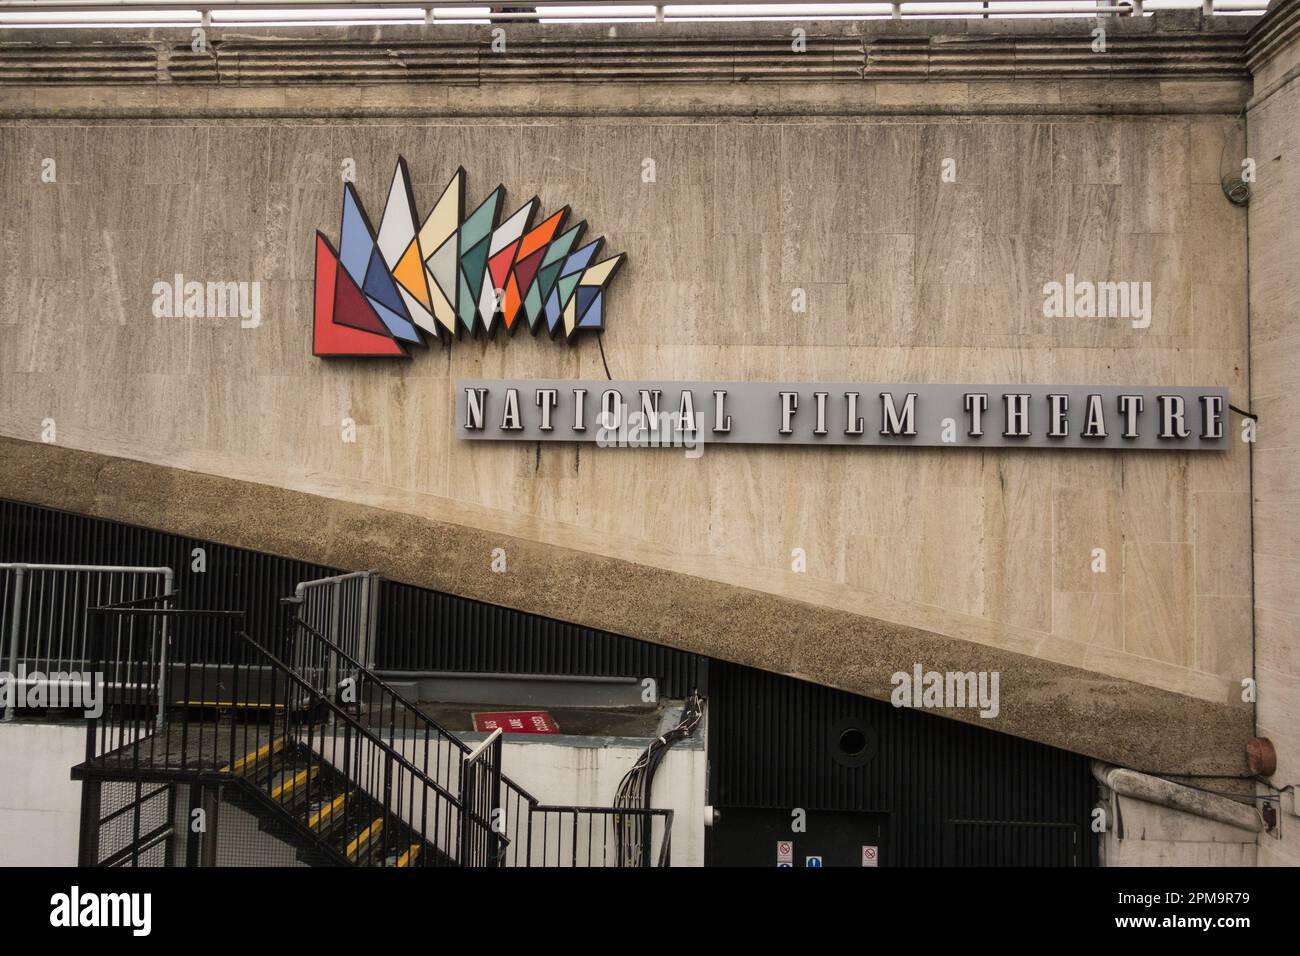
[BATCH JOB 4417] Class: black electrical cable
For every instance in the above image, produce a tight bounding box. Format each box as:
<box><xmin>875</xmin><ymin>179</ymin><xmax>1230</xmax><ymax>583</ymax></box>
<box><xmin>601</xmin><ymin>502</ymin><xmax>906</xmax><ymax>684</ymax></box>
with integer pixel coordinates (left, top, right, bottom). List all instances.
<box><xmin>613</xmin><ymin>691</ymin><xmax>704</xmax><ymax>865</ymax></box>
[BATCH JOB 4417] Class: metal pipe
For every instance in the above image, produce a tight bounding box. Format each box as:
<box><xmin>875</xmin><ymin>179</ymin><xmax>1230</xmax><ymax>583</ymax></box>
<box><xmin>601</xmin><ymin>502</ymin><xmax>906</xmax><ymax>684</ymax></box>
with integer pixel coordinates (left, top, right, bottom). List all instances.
<box><xmin>1092</xmin><ymin>761</ymin><xmax>1262</xmax><ymax>833</ymax></box>
<box><xmin>3</xmin><ymin>567</ymin><xmax>25</xmax><ymax>721</ymax></box>
<box><xmin>0</xmin><ymin>0</ymin><xmax>1248</xmax><ymax>14</ymax></box>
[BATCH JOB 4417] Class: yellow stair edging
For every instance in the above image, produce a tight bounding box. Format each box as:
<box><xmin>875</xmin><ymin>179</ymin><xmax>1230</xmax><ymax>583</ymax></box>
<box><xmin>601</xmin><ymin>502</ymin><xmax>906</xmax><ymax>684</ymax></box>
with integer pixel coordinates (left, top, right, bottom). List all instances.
<box><xmin>221</xmin><ymin>737</ymin><xmax>285</xmax><ymax>774</ymax></box>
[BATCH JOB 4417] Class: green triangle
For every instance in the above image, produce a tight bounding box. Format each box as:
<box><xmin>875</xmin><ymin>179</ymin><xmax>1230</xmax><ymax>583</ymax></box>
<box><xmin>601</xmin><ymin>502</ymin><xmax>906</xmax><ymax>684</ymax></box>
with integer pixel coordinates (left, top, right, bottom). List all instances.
<box><xmin>556</xmin><ymin>273</ymin><xmax>582</xmax><ymax>311</ymax></box>
<box><xmin>534</xmin><ymin>260</ymin><xmax>565</xmax><ymax>302</ymax></box>
<box><xmin>457</xmin><ymin>272</ymin><xmax>478</xmax><ymax>332</ymax></box>
<box><xmin>460</xmin><ymin>236</ymin><xmax>491</xmax><ymax>290</ymax></box>
<box><xmin>524</xmin><ymin>284</ymin><xmax>544</xmax><ymax>328</ymax></box>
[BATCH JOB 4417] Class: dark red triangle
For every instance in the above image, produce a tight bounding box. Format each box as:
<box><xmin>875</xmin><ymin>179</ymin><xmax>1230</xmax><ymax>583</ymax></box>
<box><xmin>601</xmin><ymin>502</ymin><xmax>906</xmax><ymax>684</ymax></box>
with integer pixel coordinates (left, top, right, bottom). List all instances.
<box><xmin>334</xmin><ymin>256</ymin><xmax>393</xmax><ymax>336</ymax></box>
<box><xmin>314</xmin><ymin>234</ymin><xmax>404</xmax><ymax>358</ymax></box>
<box><xmin>512</xmin><ymin>247</ymin><xmax>546</xmax><ymax>298</ymax></box>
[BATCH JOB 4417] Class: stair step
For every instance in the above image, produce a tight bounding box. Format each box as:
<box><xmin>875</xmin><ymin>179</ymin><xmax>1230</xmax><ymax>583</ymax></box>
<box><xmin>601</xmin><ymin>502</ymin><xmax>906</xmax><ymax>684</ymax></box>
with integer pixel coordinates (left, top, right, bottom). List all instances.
<box><xmin>345</xmin><ymin>818</ymin><xmax>384</xmax><ymax>863</ymax></box>
<box><xmin>307</xmin><ymin>793</ymin><xmax>348</xmax><ymax>832</ymax></box>
<box><xmin>393</xmin><ymin>843</ymin><xmax>422</xmax><ymax>868</ymax></box>
<box><xmin>221</xmin><ymin>737</ymin><xmax>285</xmax><ymax>775</ymax></box>
<box><xmin>270</xmin><ymin>765</ymin><xmax>319</xmax><ymax>801</ymax></box>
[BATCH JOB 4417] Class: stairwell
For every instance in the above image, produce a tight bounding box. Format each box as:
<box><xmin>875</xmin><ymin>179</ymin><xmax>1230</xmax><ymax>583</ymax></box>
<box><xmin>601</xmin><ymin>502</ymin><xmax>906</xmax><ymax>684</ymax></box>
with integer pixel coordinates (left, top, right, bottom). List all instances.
<box><xmin>70</xmin><ymin>574</ymin><xmax>673</xmax><ymax>868</ymax></box>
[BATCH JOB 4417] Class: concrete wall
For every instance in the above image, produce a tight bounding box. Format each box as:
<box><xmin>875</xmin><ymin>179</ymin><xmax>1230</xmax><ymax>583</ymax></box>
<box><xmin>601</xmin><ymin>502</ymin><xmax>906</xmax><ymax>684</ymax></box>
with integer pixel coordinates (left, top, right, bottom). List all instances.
<box><xmin>499</xmin><ymin>739</ymin><xmax>706</xmax><ymax>867</ymax></box>
<box><xmin>1246</xmin><ymin>0</ymin><xmax>1300</xmax><ymax>867</ymax></box>
<box><xmin>0</xmin><ymin>15</ymin><xmax>1259</xmax><ymax>771</ymax></box>
<box><xmin>0</xmin><ymin>722</ymin><xmax>86</xmax><ymax>866</ymax></box>
<box><xmin>1101</xmin><ymin>795</ymin><xmax>1258</xmax><ymax>867</ymax></box>
<box><xmin>306</xmin><ymin>730</ymin><xmax>705</xmax><ymax>866</ymax></box>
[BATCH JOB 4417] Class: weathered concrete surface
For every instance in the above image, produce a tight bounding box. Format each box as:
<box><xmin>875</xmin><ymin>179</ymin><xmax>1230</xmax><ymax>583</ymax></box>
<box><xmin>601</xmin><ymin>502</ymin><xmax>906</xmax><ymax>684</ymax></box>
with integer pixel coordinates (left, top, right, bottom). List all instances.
<box><xmin>0</xmin><ymin>12</ymin><xmax>1261</xmax><ymax>775</ymax></box>
<box><xmin>0</xmin><ymin>436</ymin><xmax>1253</xmax><ymax>775</ymax></box>
<box><xmin>1246</xmin><ymin>0</ymin><xmax>1300</xmax><ymax>867</ymax></box>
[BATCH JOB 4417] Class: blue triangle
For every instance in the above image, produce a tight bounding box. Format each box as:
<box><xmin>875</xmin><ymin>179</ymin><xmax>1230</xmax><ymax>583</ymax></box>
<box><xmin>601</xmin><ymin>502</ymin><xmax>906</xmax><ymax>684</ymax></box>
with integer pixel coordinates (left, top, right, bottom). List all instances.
<box><xmin>367</xmin><ymin>296</ymin><xmax>422</xmax><ymax>344</ymax></box>
<box><xmin>560</xmin><ymin>240</ymin><xmax>600</xmax><ymax>277</ymax></box>
<box><xmin>363</xmin><ymin>247</ymin><xmax>410</xmax><ymax>319</ymax></box>
<box><xmin>545</xmin><ymin>286</ymin><xmax>563</xmax><ymax>333</ymax></box>
<box><xmin>575</xmin><ymin>287</ymin><xmax>600</xmax><ymax>317</ymax></box>
<box><xmin>339</xmin><ymin>188</ymin><xmax>374</xmax><ymax>285</ymax></box>
<box><xmin>577</xmin><ymin>291</ymin><xmax>603</xmax><ymax>329</ymax></box>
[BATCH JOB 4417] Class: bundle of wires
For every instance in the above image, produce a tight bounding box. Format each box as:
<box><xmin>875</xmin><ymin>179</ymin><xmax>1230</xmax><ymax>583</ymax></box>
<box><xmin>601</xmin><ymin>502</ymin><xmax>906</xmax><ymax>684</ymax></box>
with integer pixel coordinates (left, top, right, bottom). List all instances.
<box><xmin>613</xmin><ymin>690</ymin><xmax>704</xmax><ymax>866</ymax></box>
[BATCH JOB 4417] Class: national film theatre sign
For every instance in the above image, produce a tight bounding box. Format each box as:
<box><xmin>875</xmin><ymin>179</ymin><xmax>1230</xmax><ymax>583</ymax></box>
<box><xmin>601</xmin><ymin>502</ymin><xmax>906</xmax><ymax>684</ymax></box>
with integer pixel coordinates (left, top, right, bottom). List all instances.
<box><xmin>457</xmin><ymin>381</ymin><xmax>1229</xmax><ymax>451</ymax></box>
<box><xmin>310</xmin><ymin>161</ymin><xmax>1228</xmax><ymax>454</ymax></box>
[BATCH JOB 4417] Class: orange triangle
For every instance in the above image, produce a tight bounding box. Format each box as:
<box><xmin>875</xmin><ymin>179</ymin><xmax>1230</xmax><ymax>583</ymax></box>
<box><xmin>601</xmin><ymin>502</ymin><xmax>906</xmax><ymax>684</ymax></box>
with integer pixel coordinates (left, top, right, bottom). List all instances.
<box><xmin>502</xmin><ymin>274</ymin><xmax>523</xmax><ymax>329</ymax></box>
<box><xmin>393</xmin><ymin>237</ymin><xmax>433</xmax><ymax>310</ymax></box>
<box><xmin>517</xmin><ymin>210</ymin><xmax>566</xmax><ymax>262</ymax></box>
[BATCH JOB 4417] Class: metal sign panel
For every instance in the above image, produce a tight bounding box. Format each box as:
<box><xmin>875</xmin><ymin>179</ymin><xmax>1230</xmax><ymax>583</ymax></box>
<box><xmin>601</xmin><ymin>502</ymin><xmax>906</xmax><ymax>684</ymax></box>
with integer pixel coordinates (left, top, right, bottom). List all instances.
<box><xmin>472</xmin><ymin>710</ymin><xmax>560</xmax><ymax>734</ymax></box>
<box><xmin>457</xmin><ymin>379</ymin><xmax>1230</xmax><ymax>451</ymax></box>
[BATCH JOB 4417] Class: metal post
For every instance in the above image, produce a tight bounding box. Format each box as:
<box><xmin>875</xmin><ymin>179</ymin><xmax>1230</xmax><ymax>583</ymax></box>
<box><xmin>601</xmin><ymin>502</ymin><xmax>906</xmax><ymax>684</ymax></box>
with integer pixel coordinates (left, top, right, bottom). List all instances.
<box><xmin>327</xmin><ymin>581</ymin><xmax>341</xmax><ymax>690</ymax></box>
<box><xmin>356</xmin><ymin>574</ymin><xmax>372</xmax><ymax>672</ymax></box>
<box><xmin>4</xmin><ymin>566</ymin><xmax>25</xmax><ymax>721</ymax></box>
<box><xmin>488</xmin><ymin>734</ymin><xmax>502</xmax><ymax>866</ymax></box>
<box><xmin>458</xmin><ymin>760</ymin><xmax>473</xmax><ymax>866</ymax></box>
<box><xmin>156</xmin><ymin>570</ymin><xmax>173</xmax><ymax>729</ymax></box>
<box><xmin>77</xmin><ymin>778</ymin><xmax>102</xmax><ymax>867</ymax></box>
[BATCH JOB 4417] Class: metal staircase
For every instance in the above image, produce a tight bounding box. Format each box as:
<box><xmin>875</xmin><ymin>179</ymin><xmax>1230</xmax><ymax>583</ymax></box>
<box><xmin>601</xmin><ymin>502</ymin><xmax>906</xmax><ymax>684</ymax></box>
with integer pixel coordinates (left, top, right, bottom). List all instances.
<box><xmin>70</xmin><ymin>576</ymin><xmax>673</xmax><ymax>868</ymax></box>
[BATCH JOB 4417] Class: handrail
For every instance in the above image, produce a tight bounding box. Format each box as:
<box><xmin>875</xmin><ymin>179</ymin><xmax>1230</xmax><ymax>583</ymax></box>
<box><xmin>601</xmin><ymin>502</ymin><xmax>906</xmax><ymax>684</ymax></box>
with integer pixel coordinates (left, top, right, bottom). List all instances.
<box><xmin>231</xmin><ymin>628</ymin><xmax>465</xmax><ymax>809</ymax></box>
<box><xmin>0</xmin><ymin>563</ymin><xmax>172</xmax><ymax>574</ymax></box>
<box><xmin>284</xmin><ymin>601</ymin><xmax>676</xmax><ymax>865</ymax></box>
<box><xmin>83</xmin><ymin>601</ymin><xmax>507</xmax><ymax>864</ymax></box>
<box><xmin>287</xmin><ymin>609</ymin><xmax>547</xmax><ymax>807</ymax></box>
<box><xmin>288</xmin><ymin>609</ymin><xmax>470</xmax><ymax>752</ymax></box>
<box><xmin>3</xmin><ymin>563</ymin><xmax>174</xmax><ymax>722</ymax></box>
<box><xmin>465</xmin><ymin>726</ymin><xmax>503</xmax><ymax>764</ymax></box>
<box><xmin>0</xmin><ymin>0</ymin><xmax>1270</xmax><ymax>13</ymax></box>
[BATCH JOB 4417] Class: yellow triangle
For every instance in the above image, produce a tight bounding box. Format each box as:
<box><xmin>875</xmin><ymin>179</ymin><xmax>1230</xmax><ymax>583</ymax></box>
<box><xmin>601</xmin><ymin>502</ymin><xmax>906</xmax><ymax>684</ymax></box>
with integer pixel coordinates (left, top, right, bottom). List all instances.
<box><xmin>419</xmin><ymin>171</ymin><xmax>462</xmax><ymax>256</ymax></box>
<box><xmin>563</xmin><ymin>295</ymin><xmax>578</xmax><ymax>337</ymax></box>
<box><xmin>427</xmin><ymin>267</ymin><xmax>457</xmax><ymax>334</ymax></box>
<box><xmin>394</xmin><ymin>238</ymin><xmax>432</xmax><ymax>309</ymax></box>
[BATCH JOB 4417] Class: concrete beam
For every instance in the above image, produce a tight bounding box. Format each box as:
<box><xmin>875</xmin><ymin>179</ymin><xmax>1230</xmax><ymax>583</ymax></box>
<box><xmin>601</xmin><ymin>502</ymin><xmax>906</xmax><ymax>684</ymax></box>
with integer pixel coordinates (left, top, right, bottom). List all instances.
<box><xmin>0</xmin><ymin>436</ymin><xmax>1253</xmax><ymax>775</ymax></box>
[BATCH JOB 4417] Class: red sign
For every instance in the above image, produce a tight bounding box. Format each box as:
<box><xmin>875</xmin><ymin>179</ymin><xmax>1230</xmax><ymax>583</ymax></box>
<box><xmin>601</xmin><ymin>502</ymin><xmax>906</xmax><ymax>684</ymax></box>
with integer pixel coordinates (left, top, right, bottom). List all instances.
<box><xmin>472</xmin><ymin>710</ymin><xmax>560</xmax><ymax>735</ymax></box>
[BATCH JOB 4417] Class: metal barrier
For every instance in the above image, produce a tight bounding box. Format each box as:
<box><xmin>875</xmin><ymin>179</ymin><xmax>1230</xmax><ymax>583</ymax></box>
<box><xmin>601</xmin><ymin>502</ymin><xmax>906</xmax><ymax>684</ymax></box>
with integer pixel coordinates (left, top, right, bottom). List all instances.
<box><xmin>79</xmin><ymin>603</ymin><xmax>493</xmax><ymax>866</ymax></box>
<box><xmin>518</xmin><ymin>805</ymin><xmax>674</xmax><ymax>867</ymax></box>
<box><xmin>458</xmin><ymin>728</ymin><xmax>504</xmax><ymax>866</ymax></box>
<box><xmin>293</xmin><ymin>571</ymin><xmax>379</xmax><ymax>684</ymax></box>
<box><xmin>285</xmin><ymin>595</ymin><xmax>679</xmax><ymax>866</ymax></box>
<box><xmin>1</xmin><ymin>563</ymin><xmax>172</xmax><ymax>722</ymax></box>
<box><xmin>0</xmin><ymin>0</ymin><xmax>1273</xmax><ymax>30</ymax></box>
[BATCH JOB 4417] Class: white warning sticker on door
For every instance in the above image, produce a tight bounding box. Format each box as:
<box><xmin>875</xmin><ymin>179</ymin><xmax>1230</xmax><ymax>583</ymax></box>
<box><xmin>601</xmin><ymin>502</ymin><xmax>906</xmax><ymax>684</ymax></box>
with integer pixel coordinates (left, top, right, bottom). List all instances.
<box><xmin>862</xmin><ymin>845</ymin><xmax>878</xmax><ymax>867</ymax></box>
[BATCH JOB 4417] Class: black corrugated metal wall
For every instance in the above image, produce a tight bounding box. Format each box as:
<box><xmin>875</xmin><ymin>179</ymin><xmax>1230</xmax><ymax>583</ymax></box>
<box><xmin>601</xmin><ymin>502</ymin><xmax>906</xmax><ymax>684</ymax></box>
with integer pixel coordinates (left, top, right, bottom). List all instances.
<box><xmin>708</xmin><ymin>662</ymin><xmax>1098</xmax><ymax>866</ymax></box>
<box><xmin>1</xmin><ymin>498</ymin><xmax>1097</xmax><ymax>865</ymax></box>
<box><xmin>0</xmin><ymin>499</ymin><xmax>705</xmax><ymax>698</ymax></box>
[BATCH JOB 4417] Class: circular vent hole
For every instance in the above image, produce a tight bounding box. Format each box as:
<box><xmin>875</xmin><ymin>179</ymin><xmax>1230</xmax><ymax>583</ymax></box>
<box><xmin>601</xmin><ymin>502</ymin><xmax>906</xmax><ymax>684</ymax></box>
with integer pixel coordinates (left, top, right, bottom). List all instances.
<box><xmin>839</xmin><ymin>727</ymin><xmax>868</xmax><ymax>757</ymax></box>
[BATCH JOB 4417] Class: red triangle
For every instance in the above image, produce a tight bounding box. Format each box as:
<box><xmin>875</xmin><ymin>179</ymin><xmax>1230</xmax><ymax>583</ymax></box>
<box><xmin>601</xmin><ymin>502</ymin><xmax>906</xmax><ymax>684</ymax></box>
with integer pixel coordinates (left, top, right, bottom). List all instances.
<box><xmin>512</xmin><ymin>246</ymin><xmax>546</xmax><ymax>299</ymax></box>
<box><xmin>314</xmin><ymin>235</ymin><xmax>405</xmax><ymax>358</ymax></box>
<box><xmin>488</xmin><ymin>240</ymin><xmax>520</xmax><ymax>295</ymax></box>
<box><xmin>333</xmin><ymin>254</ymin><xmax>393</xmax><ymax>337</ymax></box>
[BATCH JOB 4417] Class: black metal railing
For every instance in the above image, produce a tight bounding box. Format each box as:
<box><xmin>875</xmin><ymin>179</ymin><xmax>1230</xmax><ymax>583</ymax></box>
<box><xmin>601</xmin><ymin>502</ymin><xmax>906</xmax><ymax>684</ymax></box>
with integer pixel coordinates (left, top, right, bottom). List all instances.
<box><xmin>282</xmin><ymin>601</ymin><xmax>675</xmax><ymax>867</ymax></box>
<box><xmin>279</xmin><ymin>599</ymin><xmax>472</xmax><ymax>811</ymax></box>
<box><xmin>81</xmin><ymin>601</ymin><xmax>500</xmax><ymax>866</ymax></box>
<box><xmin>76</xmin><ymin>594</ymin><xmax>673</xmax><ymax>867</ymax></box>
<box><xmin>458</xmin><ymin>728</ymin><xmax>504</xmax><ymax>867</ymax></box>
<box><xmin>522</xmin><ymin>805</ymin><xmax>674</xmax><ymax>867</ymax></box>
